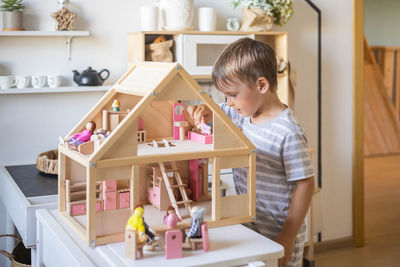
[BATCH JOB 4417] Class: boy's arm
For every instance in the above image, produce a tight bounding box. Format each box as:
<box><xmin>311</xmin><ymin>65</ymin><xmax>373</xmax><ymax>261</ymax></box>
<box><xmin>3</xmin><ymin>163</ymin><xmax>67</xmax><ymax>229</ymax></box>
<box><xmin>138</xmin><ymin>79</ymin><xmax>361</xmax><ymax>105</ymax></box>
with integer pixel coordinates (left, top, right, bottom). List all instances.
<box><xmin>275</xmin><ymin>176</ymin><xmax>315</xmax><ymax>266</ymax></box>
<box><xmin>186</xmin><ymin>104</ymin><xmax>213</xmax><ymax>127</ymax></box>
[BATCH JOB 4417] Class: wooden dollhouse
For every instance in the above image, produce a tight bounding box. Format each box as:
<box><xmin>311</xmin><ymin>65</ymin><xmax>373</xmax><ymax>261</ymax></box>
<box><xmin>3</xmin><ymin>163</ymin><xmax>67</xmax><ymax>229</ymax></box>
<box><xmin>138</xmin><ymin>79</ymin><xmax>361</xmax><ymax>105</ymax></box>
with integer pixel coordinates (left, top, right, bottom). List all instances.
<box><xmin>58</xmin><ymin>62</ymin><xmax>256</xmax><ymax>247</ymax></box>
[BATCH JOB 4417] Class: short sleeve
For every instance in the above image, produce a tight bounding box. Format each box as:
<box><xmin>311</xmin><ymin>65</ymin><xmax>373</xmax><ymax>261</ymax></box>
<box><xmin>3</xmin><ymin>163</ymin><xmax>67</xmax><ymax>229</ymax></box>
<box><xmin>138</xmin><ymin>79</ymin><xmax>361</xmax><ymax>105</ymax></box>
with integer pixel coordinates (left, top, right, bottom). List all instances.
<box><xmin>219</xmin><ymin>103</ymin><xmax>244</xmax><ymax>128</ymax></box>
<box><xmin>282</xmin><ymin>131</ymin><xmax>314</xmax><ymax>181</ymax></box>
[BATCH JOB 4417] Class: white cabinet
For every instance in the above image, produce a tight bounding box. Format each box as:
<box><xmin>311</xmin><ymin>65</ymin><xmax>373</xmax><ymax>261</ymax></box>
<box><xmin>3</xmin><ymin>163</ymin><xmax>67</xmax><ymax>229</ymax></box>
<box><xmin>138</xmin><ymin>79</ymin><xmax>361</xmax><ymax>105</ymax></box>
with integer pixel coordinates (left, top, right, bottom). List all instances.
<box><xmin>0</xmin><ymin>166</ymin><xmax>57</xmax><ymax>248</ymax></box>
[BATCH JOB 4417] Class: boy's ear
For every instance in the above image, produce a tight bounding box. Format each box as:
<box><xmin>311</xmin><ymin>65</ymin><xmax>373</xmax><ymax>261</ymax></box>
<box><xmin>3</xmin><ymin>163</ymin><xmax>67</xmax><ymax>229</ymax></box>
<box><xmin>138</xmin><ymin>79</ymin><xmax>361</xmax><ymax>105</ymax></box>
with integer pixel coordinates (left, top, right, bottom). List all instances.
<box><xmin>257</xmin><ymin>77</ymin><xmax>270</xmax><ymax>94</ymax></box>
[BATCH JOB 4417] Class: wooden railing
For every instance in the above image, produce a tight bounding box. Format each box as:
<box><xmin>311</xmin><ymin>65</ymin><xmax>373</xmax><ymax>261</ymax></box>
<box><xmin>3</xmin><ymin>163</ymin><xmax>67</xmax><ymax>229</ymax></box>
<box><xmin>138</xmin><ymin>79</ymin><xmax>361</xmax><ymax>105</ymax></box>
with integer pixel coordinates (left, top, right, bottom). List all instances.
<box><xmin>364</xmin><ymin>39</ymin><xmax>400</xmax><ymax>156</ymax></box>
<box><xmin>371</xmin><ymin>46</ymin><xmax>400</xmax><ymax>121</ymax></box>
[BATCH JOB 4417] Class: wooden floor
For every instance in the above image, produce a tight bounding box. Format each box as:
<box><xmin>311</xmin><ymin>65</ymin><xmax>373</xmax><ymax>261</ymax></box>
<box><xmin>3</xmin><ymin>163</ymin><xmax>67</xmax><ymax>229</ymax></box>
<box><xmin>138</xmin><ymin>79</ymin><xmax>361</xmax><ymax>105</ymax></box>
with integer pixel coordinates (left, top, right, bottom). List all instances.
<box><xmin>314</xmin><ymin>155</ymin><xmax>400</xmax><ymax>267</ymax></box>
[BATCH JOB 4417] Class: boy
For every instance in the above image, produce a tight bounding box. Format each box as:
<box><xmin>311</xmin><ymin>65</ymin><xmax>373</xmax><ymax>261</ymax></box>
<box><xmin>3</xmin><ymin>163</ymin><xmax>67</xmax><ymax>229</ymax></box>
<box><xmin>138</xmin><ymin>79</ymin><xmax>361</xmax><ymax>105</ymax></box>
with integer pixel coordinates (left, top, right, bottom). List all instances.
<box><xmin>188</xmin><ymin>38</ymin><xmax>314</xmax><ymax>267</ymax></box>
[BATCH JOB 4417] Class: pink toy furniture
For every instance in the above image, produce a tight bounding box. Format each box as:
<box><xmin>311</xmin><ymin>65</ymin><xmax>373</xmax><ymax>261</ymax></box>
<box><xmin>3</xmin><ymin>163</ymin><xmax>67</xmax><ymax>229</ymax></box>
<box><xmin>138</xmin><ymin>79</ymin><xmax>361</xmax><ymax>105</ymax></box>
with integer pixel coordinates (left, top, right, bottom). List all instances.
<box><xmin>119</xmin><ymin>190</ymin><xmax>130</xmax><ymax>209</ymax></box>
<box><xmin>189</xmin><ymin>159</ymin><xmax>203</xmax><ymax>201</ymax></box>
<box><xmin>202</xmin><ymin>223</ymin><xmax>209</xmax><ymax>252</ymax></box>
<box><xmin>103</xmin><ymin>180</ymin><xmax>117</xmax><ymax>210</ymax></box>
<box><xmin>165</xmin><ymin>230</ymin><xmax>183</xmax><ymax>259</ymax></box>
<box><xmin>70</xmin><ymin>201</ymin><xmax>102</xmax><ymax>216</ymax></box>
<box><xmin>173</xmin><ymin>103</ymin><xmax>185</xmax><ymax>140</ymax></box>
<box><xmin>188</xmin><ymin>131</ymin><xmax>213</xmax><ymax>144</ymax></box>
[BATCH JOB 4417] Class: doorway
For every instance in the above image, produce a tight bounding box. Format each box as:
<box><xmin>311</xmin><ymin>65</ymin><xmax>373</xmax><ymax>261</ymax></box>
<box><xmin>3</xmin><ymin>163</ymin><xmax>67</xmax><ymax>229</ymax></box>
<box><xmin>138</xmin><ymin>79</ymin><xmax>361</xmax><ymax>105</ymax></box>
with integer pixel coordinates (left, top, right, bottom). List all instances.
<box><xmin>354</xmin><ymin>0</ymin><xmax>400</xmax><ymax>247</ymax></box>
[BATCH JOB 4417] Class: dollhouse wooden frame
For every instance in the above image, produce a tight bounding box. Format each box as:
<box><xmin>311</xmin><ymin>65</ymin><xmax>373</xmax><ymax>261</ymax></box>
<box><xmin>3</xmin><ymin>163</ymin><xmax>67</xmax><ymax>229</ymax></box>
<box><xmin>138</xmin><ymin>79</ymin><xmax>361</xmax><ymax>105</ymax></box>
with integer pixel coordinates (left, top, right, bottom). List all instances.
<box><xmin>58</xmin><ymin>62</ymin><xmax>256</xmax><ymax>247</ymax></box>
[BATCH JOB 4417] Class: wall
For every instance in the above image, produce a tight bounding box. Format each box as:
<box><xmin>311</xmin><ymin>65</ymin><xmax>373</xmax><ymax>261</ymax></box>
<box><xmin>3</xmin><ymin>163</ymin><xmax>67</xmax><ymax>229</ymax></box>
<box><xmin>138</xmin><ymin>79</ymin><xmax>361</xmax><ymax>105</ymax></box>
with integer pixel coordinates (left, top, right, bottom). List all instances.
<box><xmin>365</xmin><ymin>0</ymin><xmax>400</xmax><ymax>46</ymax></box>
<box><xmin>0</xmin><ymin>0</ymin><xmax>354</xmax><ymax>242</ymax></box>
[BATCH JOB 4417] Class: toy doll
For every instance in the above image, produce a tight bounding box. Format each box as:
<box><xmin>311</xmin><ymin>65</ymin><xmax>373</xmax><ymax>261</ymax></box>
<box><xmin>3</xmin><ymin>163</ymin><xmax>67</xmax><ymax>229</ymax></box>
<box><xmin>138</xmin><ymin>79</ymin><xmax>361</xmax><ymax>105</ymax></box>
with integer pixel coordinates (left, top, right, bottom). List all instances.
<box><xmin>126</xmin><ymin>206</ymin><xmax>148</xmax><ymax>242</ymax></box>
<box><xmin>199</xmin><ymin>118</ymin><xmax>212</xmax><ymax>135</ymax></box>
<box><xmin>163</xmin><ymin>206</ymin><xmax>181</xmax><ymax>228</ymax></box>
<box><xmin>186</xmin><ymin>207</ymin><xmax>205</xmax><ymax>238</ymax></box>
<box><xmin>192</xmin><ymin>117</ymin><xmax>212</xmax><ymax>135</ymax></box>
<box><xmin>66</xmin><ymin>120</ymin><xmax>96</xmax><ymax>147</ymax></box>
<box><xmin>90</xmin><ymin>128</ymin><xmax>110</xmax><ymax>141</ymax></box>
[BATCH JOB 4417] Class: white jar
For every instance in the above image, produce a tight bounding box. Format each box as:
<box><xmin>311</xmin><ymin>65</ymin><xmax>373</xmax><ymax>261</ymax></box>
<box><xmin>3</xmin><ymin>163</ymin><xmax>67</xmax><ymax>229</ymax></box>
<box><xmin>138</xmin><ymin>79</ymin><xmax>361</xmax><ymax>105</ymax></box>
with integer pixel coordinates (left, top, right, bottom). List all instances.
<box><xmin>159</xmin><ymin>0</ymin><xmax>194</xmax><ymax>31</ymax></box>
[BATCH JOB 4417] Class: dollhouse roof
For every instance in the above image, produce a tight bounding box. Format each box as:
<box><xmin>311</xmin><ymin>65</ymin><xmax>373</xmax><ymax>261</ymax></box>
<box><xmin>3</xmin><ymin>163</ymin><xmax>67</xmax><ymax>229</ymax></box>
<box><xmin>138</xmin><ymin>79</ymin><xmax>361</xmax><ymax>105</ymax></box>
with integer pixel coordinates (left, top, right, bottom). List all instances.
<box><xmin>67</xmin><ymin>62</ymin><xmax>255</xmax><ymax>164</ymax></box>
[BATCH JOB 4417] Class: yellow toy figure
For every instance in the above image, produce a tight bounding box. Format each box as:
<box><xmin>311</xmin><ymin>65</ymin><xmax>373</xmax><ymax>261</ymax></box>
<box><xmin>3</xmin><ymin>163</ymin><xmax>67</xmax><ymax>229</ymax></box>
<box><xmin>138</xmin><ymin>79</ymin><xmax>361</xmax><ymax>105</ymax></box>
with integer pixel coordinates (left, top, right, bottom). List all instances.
<box><xmin>126</xmin><ymin>207</ymin><xmax>148</xmax><ymax>242</ymax></box>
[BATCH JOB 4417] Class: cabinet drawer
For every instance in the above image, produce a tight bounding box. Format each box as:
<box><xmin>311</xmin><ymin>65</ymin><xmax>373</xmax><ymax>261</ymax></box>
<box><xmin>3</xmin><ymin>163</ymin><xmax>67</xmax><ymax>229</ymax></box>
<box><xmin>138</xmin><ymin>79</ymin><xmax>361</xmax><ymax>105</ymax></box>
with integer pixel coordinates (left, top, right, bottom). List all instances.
<box><xmin>103</xmin><ymin>180</ymin><xmax>117</xmax><ymax>192</ymax></box>
<box><xmin>0</xmin><ymin>166</ymin><xmax>57</xmax><ymax>247</ymax></box>
<box><xmin>119</xmin><ymin>191</ymin><xmax>130</xmax><ymax>209</ymax></box>
<box><xmin>103</xmin><ymin>191</ymin><xmax>117</xmax><ymax>210</ymax></box>
<box><xmin>147</xmin><ymin>186</ymin><xmax>160</xmax><ymax>206</ymax></box>
<box><xmin>70</xmin><ymin>201</ymin><xmax>102</xmax><ymax>216</ymax></box>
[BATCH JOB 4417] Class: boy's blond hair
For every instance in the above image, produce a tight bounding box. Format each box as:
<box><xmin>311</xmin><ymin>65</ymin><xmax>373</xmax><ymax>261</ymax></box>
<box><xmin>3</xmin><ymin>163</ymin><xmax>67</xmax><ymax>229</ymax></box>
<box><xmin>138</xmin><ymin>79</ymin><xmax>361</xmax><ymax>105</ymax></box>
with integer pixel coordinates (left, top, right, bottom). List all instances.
<box><xmin>212</xmin><ymin>38</ymin><xmax>277</xmax><ymax>92</ymax></box>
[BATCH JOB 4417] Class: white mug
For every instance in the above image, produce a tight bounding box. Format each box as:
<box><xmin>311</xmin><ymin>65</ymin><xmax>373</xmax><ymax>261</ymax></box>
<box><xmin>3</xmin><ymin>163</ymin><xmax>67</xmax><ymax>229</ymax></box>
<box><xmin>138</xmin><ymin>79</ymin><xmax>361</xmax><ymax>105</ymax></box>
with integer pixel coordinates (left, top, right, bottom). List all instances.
<box><xmin>31</xmin><ymin>75</ymin><xmax>46</xmax><ymax>88</ymax></box>
<box><xmin>47</xmin><ymin>75</ymin><xmax>62</xmax><ymax>88</ymax></box>
<box><xmin>140</xmin><ymin>6</ymin><xmax>158</xmax><ymax>31</ymax></box>
<box><xmin>198</xmin><ymin>7</ymin><xmax>216</xmax><ymax>31</ymax></box>
<box><xmin>15</xmin><ymin>76</ymin><xmax>30</xmax><ymax>89</ymax></box>
<box><xmin>0</xmin><ymin>76</ymin><xmax>17</xmax><ymax>90</ymax></box>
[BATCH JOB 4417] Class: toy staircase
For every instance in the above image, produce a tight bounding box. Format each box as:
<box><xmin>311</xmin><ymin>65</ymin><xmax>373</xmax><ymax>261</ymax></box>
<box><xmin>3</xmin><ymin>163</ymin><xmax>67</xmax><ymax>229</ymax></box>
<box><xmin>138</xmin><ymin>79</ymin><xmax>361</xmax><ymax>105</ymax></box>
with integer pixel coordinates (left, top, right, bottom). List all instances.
<box><xmin>159</xmin><ymin>161</ymin><xmax>192</xmax><ymax>219</ymax></box>
<box><xmin>364</xmin><ymin>37</ymin><xmax>400</xmax><ymax>156</ymax></box>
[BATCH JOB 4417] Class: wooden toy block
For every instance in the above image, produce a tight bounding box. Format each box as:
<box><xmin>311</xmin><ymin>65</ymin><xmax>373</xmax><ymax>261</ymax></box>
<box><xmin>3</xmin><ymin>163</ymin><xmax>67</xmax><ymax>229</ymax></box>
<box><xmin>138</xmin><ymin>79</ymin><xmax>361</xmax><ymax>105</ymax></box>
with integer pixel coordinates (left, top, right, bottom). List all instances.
<box><xmin>58</xmin><ymin>62</ymin><xmax>256</xmax><ymax>247</ymax></box>
<box><xmin>188</xmin><ymin>131</ymin><xmax>213</xmax><ymax>144</ymax></box>
<box><xmin>165</xmin><ymin>230</ymin><xmax>183</xmax><ymax>259</ymax></box>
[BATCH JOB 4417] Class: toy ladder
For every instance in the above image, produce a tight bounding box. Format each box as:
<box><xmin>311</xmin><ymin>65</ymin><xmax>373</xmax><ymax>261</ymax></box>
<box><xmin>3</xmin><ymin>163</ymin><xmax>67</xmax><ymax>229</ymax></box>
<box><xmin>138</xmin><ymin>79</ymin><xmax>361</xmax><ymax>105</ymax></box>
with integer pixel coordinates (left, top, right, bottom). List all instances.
<box><xmin>159</xmin><ymin>161</ymin><xmax>192</xmax><ymax>219</ymax></box>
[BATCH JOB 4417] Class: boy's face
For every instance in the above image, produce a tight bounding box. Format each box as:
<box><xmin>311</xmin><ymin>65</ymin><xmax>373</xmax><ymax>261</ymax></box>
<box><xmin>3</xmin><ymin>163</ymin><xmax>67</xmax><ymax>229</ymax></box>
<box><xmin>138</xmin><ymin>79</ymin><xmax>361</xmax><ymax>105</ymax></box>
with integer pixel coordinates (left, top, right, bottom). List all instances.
<box><xmin>219</xmin><ymin>78</ymin><xmax>265</xmax><ymax>118</ymax></box>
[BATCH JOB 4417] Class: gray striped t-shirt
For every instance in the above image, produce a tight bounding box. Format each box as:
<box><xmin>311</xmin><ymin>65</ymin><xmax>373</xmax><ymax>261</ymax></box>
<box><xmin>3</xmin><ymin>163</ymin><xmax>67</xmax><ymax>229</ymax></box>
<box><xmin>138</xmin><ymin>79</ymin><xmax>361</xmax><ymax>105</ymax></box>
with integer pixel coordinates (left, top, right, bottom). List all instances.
<box><xmin>220</xmin><ymin>103</ymin><xmax>314</xmax><ymax>239</ymax></box>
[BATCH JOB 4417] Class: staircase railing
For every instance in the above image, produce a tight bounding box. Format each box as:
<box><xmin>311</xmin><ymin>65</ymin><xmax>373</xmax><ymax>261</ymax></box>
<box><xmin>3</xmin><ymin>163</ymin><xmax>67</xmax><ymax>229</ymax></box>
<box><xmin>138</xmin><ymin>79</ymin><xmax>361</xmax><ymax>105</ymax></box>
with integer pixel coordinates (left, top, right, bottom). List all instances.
<box><xmin>371</xmin><ymin>46</ymin><xmax>400</xmax><ymax>121</ymax></box>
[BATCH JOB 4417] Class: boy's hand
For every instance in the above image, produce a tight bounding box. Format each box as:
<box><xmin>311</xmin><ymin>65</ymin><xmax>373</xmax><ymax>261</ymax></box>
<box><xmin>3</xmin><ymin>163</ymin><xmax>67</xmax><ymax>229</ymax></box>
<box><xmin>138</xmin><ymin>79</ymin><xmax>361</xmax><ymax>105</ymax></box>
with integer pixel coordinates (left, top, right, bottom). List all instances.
<box><xmin>274</xmin><ymin>232</ymin><xmax>296</xmax><ymax>266</ymax></box>
<box><xmin>187</xmin><ymin>104</ymin><xmax>213</xmax><ymax>126</ymax></box>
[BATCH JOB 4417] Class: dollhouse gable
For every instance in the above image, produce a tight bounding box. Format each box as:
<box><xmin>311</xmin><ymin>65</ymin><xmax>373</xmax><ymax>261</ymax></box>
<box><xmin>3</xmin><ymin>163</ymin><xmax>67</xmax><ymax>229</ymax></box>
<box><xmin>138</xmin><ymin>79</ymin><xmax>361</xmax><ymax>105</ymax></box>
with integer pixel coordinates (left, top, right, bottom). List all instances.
<box><xmin>78</xmin><ymin>61</ymin><xmax>255</xmax><ymax>162</ymax></box>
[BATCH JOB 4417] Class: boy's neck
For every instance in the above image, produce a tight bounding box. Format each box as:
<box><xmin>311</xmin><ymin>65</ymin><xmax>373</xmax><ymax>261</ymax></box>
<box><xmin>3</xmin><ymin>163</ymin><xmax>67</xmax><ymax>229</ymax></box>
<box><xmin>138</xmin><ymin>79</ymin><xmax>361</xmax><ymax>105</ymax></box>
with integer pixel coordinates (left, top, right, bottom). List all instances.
<box><xmin>250</xmin><ymin>92</ymin><xmax>287</xmax><ymax>124</ymax></box>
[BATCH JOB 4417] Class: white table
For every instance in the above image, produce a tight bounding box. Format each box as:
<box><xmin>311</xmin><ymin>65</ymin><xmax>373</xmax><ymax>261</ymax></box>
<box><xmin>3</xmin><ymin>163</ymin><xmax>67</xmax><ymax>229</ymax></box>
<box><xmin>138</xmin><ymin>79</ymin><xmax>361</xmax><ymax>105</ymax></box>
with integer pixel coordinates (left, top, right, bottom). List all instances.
<box><xmin>36</xmin><ymin>209</ymin><xmax>284</xmax><ymax>267</ymax></box>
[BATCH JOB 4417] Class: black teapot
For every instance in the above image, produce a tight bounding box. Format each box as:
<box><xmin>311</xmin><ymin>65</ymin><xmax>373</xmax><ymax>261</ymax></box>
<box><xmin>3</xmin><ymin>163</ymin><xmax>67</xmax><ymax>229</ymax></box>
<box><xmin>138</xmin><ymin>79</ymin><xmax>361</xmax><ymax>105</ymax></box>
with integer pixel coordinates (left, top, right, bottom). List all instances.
<box><xmin>73</xmin><ymin>67</ymin><xmax>110</xmax><ymax>86</ymax></box>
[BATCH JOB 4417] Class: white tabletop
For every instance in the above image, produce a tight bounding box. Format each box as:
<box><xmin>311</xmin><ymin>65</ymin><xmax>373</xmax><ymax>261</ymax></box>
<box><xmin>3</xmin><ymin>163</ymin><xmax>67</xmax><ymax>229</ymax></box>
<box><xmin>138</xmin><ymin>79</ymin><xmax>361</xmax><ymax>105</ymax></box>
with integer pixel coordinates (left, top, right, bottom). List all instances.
<box><xmin>36</xmin><ymin>209</ymin><xmax>283</xmax><ymax>267</ymax></box>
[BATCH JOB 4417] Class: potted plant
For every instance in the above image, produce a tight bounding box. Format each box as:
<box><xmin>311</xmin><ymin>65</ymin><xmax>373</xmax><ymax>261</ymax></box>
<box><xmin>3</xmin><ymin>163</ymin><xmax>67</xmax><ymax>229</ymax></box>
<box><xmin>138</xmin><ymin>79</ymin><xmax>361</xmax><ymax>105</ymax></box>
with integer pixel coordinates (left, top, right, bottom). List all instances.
<box><xmin>1</xmin><ymin>0</ymin><xmax>25</xmax><ymax>31</ymax></box>
<box><xmin>232</xmin><ymin>0</ymin><xmax>294</xmax><ymax>31</ymax></box>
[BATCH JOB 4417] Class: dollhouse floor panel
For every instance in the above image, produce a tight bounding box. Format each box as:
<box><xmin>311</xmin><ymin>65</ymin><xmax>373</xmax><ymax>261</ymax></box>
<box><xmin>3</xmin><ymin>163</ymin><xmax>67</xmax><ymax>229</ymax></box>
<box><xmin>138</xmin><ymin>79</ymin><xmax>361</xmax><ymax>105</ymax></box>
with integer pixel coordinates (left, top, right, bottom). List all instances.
<box><xmin>137</xmin><ymin>140</ymin><xmax>213</xmax><ymax>156</ymax></box>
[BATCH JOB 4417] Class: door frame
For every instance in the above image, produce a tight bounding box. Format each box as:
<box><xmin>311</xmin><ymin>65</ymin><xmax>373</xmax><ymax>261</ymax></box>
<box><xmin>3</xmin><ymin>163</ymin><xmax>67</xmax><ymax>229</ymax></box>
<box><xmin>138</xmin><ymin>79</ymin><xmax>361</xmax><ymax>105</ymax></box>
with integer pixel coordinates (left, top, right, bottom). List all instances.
<box><xmin>353</xmin><ymin>0</ymin><xmax>365</xmax><ymax>247</ymax></box>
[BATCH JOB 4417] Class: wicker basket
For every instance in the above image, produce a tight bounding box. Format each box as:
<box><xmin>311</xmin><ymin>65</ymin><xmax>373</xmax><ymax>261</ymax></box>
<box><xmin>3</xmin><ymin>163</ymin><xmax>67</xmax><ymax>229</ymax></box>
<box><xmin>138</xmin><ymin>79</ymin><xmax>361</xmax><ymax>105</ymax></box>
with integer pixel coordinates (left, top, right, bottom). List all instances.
<box><xmin>0</xmin><ymin>234</ymin><xmax>31</xmax><ymax>267</ymax></box>
<box><xmin>36</xmin><ymin>149</ymin><xmax>58</xmax><ymax>175</ymax></box>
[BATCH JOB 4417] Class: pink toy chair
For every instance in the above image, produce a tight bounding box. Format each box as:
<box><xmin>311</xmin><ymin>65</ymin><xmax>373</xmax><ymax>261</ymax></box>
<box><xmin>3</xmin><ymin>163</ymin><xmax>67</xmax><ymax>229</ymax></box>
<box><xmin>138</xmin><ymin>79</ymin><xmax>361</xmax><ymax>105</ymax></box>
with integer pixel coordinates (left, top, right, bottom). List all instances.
<box><xmin>201</xmin><ymin>223</ymin><xmax>209</xmax><ymax>252</ymax></box>
<box><xmin>165</xmin><ymin>230</ymin><xmax>182</xmax><ymax>259</ymax></box>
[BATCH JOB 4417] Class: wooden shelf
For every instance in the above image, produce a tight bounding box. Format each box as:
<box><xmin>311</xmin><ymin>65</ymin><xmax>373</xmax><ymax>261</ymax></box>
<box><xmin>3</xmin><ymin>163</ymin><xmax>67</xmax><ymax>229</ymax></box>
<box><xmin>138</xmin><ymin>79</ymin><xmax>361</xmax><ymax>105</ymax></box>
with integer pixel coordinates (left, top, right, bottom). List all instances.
<box><xmin>0</xmin><ymin>31</ymin><xmax>89</xmax><ymax>37</ymax></box>
<box><xmin>0</xmin><ymin>86</ymin><xmax>111</xmax><ymax>95</ymax></box>
<box><xmin>130</xmin><ymin>30</ymin><xmax>287</xmax><ymax>36</ymax></box>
